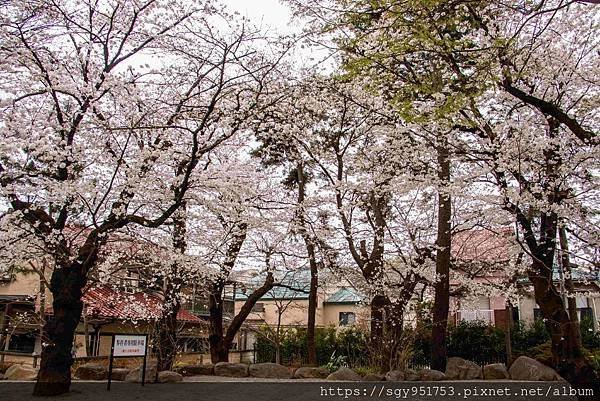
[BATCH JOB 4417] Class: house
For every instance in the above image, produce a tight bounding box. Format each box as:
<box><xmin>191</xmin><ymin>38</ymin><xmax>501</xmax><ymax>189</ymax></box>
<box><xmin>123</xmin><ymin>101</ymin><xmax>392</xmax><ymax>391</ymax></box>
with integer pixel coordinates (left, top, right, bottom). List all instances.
<box><xmin>232</xmin><ymin>270</ymin><xmax>365</xmax><ymax>350</ymax></box>
<box><xmin>0</xmin><ymin>268</ymin><xmax>205</xmax><ymax>363</ymax></box>
<box><xmin>449</xmin><ymin>229</ymin><xmax>600</xmax><ymax>331</ymax></box>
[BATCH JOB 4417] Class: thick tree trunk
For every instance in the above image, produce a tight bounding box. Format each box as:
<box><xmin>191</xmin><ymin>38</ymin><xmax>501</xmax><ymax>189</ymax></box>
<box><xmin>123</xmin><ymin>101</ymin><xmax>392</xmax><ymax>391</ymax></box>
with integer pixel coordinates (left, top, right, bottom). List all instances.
<box><xmin>208</xmin><ymin>282</ymin><xmax>228</xmax><ymax>363</ymax></box>
<box><xmin>296</xmin><ymin>162</ymin><xmax>319</xmax><ymax>366</ymax></box>
<box><xmin>526</xmin><ymin>213</ymin><xmax>598</xmax><ymax>396</ymax></box>
<box><xmin>559</xmin><ymin>226</ymin><xmax>582</xmax><ymax>350</ymax></box>
<box><xmin>306</xmin><ymin>270</ymin><xmax>318</xmax><ymax>365</ymax></box>
<box><xmin>156</xmin><ymin>300</ymin><xmax>181</xmax><ymax>371</ymax></box>
<box><xmin>431</xmin><ymin>143</ymin><xmax>451</xmax><ymax>372</ymax></box>
<box><xmin>33</xmin><ymin>262</ymin><xmax>87</xmax><ymax>396</ymax></box>
<box><xmin>505</xmin><ymin>302</ymin><xmax>513</xmax><ymax>365</ymax></box>
<box><xmin>369</xmin><ymin>294</ymin><xmax>390</xmax><ymax>371</ymax></box>
<box><xmin>156</xmin><ymin>207</ymin><xmax>186</xmax><ymax>371</ymax></box>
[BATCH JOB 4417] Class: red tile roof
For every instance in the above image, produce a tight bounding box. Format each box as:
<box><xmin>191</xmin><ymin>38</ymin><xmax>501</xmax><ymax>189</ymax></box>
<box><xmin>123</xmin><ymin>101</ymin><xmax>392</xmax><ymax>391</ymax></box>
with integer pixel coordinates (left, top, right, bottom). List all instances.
<box><xmin>452</xmin><ymin>228</ymin><xmax>515</xmax><ymax>263</ymax></box>
<box><xmin>46</xmin><ymin>286</ymin><xmax>202</xmax><ymax>323</ymax></box>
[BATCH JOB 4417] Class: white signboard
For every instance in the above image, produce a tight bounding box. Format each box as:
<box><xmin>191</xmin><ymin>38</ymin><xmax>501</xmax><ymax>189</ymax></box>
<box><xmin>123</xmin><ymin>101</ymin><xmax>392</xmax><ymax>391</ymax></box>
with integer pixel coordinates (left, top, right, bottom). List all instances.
<box><xmin>113</xmin><ymin>335</ymin><xmax>147</xmax><ymax>357</ymax></box>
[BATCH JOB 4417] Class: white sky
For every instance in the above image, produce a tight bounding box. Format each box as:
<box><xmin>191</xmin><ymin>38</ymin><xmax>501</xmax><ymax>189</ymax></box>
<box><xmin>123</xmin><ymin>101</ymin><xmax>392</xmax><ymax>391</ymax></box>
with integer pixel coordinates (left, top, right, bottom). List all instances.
<box><xmin>220</xmin><ymin>0</ymin><xmax>296</xmax><ymax>34</ymax></box>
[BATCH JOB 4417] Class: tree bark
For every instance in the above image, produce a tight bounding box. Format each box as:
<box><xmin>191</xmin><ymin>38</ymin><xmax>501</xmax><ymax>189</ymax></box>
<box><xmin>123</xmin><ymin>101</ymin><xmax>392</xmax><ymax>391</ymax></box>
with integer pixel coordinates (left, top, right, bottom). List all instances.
<box><xmin>296</xmin><ymin>162</ymin><xmax>319</xmax><ymax>366</ymax></box>
<box><xmin>559</xmin><ymin>226</ymin><xmax>582</xmax><ymax>350</ymax></box>
<box><xmin>208</xmin><ymin>281</ymin><xmax>228</xmax><ymax>363</ymax></box>
<box><xmin>33</xmin><ymin>261</ymin><xmax>88</xmax><ymax>396</ymax></box>
<box><xmin>431</xmin><ymin>142</ymin><xmax>451</xmax><ymax>372</ymax></box>
<box><xmin>505</xmin><ymin>302</ymin><xmax>513</xmax><ymax>366</ymax></box>
<box><xmin>156</xmin><ymin>206</ymin><xmax>186</xmax><ymax>372</ymax></box>
<box><xmin>209</xmin><ymin>273</ymin><xmax>275</xmax><ymax>363</ymax></box>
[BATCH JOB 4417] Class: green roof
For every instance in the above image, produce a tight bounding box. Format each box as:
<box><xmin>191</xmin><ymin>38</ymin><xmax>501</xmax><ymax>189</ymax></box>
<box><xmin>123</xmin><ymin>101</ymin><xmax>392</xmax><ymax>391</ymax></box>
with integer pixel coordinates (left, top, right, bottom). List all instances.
<box><xmin>517</xmin><ymin>268</ymin><xmax>599</xmax><ymax>285</ymax></box>
<box><xmin>324</xmin><ymin>287</ymin><xmax>363</xmax><ymax>304</ymax></box>
<box><xmin>235</xmin><ymin>270</ymin><xmax>310</xmax><ymax>301</ymax></box>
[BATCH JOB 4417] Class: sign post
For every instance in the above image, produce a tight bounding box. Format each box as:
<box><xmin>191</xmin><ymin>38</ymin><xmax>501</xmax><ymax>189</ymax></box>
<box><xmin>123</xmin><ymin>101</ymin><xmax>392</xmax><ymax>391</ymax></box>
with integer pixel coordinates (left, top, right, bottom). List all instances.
<box><xmin>107</xmin><ymin>334</ymin><xmax>148</xmax><ymax>391</ymax></box>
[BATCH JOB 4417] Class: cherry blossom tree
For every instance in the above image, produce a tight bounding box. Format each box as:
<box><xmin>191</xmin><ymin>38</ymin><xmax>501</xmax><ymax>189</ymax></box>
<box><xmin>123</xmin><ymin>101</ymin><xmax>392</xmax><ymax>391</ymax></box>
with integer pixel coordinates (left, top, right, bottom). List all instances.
<box><xmin>0</xmin><ymin>0</ymin><xmax>281</xmax><ymax>394</ymax></box>
<box><xmin>285</xmin><ymin>0</ymin><xmax>599</xmax><ymax>389</ymax></box>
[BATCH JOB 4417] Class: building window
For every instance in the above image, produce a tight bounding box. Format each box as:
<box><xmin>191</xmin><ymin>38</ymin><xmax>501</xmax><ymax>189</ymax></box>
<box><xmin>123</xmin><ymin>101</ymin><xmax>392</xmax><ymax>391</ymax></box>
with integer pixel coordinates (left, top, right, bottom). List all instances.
<box><xmin>339</xmin><ymin>312</ymin><xmax>356</xmax><ymax>326</ymax></box>
<box><xmin>251</xmin><ymin>303</ymin><xmax>264</xmax><ymax>313</ymax></box>
<box><xmin>8</xmin><ymin>333</ymin><xmax>35</xmax><ymax>353</ymax></box>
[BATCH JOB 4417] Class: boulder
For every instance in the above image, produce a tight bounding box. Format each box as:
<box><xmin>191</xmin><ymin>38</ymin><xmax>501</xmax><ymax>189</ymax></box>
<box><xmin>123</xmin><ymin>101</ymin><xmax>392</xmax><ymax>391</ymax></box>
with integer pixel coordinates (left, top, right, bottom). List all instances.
<box><xmin>4</xmin><ymin>364</ymin><xmax>38</xmax><ymax>380</ymax></box>
<box><xmin>363</xmin><ymin>373</ymin><xmax>385</xmax><ymax>381</ymax></box>
<box><xmin>249</xmin><ymin>363</ymin><xmax>292</xmax><ymax>379</ymax></box>
<box><xmin>74</xmin><ymin>364</ymin><xmax>107</xmax><ymax>380</ymax></box>
<box><xmin>384</xmin><ymin>370</ymin><xmax>405</xmax><ymax>382</ymax></box>
<box><xmin>0</xmin><ymin>373</ymin><xmax>5</xmax><ymax>380</ymax></box>
<box><xmin>158</xmin><ymin>371</ymin><xmax>183</xmax><ymax>383</ymax></box>
<box><xmin>404</xmin><ymin>369</ymin><xmax>419</xmax><ymax>381</ymax></box>
<box><xmin>293</xmin><ymin>366</ymin><xmax>330</xmax><ymax>379</ymax></box>
<box><xmin>418</xmin><ymin>369</ymin><xmax>446</xmax><ymax>381</ymax></box>
<box><xmin>175</xmin><ymin>364</ymin><xmax>214</xmax><ymax>376</ymax></box>
<box><xmin>326</xmin><ymin>367</ymin><xmax>362</xmax><ymax>381</ymax></box>
<box><xmin>483</xmin><ymin>363</ymin><xmax>510</xmax><ymax>380</ymax></box>
<box><xmin>110</xmin><ymin>368</ymin><xmax>130</xmax><ymax>381</ymax></box>
<box><xmin>214</xmin><ymin>362</ymin><xmax>249</xmax><ymax>378</ymax></box>
<box><xmin>125</xmin><ymin>363</ymin><xmax>158</xmax><ymax>383</ymax></box>
<box><xmin>509</xmin><ymin>356</ymin><xmax>560</xmax><ymax>381</ymax></box>
<box><xmin>445</xmin><ymin>357</ymin><xmax>482</xmax><ymax>380</ymax></box>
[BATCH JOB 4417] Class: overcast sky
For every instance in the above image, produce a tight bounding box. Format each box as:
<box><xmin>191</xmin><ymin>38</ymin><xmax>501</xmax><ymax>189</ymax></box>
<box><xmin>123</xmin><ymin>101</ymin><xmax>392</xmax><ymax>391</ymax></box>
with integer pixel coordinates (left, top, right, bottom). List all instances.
<box><xmin>220</xmin><ymin>0</ymin><xmax>295</xmax><ymax>33</ymax></box>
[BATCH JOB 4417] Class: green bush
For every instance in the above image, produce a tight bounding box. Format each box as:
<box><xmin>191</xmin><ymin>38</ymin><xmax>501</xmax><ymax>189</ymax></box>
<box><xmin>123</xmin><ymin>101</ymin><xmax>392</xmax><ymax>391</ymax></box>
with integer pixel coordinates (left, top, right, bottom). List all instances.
<box><xmin>511</xmin><ymin>319</ymin><xmax>551</xmax><ymax>357</ymax></box>
<box><xmin>581</xmin><ymin>316</ymin><xmax>600</xmax><ymax>350</ymax></box>
<box><xmin>255</xmin><ymin>325</ymin><xmax>368</xmax><ymax>367</ymax></box>
<box><xmin>448</xmin><ymin>320</ymin><xmax>506</xmax><ymax>364</ymax></box>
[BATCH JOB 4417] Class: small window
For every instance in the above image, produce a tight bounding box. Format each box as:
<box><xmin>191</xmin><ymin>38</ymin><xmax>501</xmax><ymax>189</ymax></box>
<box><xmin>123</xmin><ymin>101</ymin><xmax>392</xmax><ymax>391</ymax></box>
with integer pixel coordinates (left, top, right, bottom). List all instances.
<box><xmin>339</xmin><ymin>312</ymin><xmax>356</xmax><ymax>326</ymax></box>
<box><xmin>251</xmin><ymin>303</ymin><xmax>264</xmax><ymax>313</ymax></box>
<box><xmin>575</xmin><ymin>296</ymin><xmax>589</xmax><ymax>309</ymax></box>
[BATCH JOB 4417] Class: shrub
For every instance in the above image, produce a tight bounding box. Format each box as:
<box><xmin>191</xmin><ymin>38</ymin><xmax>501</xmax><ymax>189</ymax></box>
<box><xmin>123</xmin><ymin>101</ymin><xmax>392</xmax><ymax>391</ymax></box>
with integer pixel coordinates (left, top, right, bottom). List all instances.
<box><xmin>255</xmin><ymin>325</ymin><xmax>369</xmax><ymax>367</ymax></box>
<box><xmin>446</xmin><ymin>320</ymin><xmax>506</xmax><ymax>365</ymax></box>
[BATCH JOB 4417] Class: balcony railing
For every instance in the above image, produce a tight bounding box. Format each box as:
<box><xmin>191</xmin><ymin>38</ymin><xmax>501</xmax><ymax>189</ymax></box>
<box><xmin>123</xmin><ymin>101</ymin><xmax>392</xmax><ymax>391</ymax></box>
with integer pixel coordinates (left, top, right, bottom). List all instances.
<box><xmin>456</xmin><ymin>309</ymin><xmax>495</xmax><ymax>325</ymax></box>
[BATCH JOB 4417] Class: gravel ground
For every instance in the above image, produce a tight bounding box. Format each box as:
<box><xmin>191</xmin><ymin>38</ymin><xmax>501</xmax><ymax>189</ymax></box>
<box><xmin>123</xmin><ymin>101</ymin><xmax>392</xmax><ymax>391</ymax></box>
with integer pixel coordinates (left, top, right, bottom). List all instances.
<box><xmin>0</xmin><ymin>380</ymin><xmax>581</xmax><ymax>401</ymax></box>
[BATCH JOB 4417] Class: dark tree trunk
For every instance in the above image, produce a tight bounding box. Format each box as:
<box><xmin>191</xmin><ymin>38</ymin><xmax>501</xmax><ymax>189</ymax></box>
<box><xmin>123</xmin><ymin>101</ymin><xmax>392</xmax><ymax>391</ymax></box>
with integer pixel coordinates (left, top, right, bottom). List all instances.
<box><xmin>521</xmin><ymin>211</ymin><xmax>598</xmax><ymax>396</ymax></box>
<box><xmin>33</xmin><ymin>261</ymin><xmax>87</xmax><ymax>396</ymax></box>
<box><xmin>505</xmin><ymin>302</ymin><xmax>513</xmax><ymax>365</ymax></box>
<box><xmin>306</xmin><ymin>266</ymin><xmax>318</xmax><ymax>366</ymax></box>
<box><xmin>296</xmin><ymin>162</ymin><xmax>319</xmax><ymax>366</ymax></box>
<box><xmin>155</xmin><ymin>298</ymin><xmax>181</xmax><ymax>371</ymax></box>
<box><xmin>156</xmin><ymin>206</ymin><xmax>186</xmax><ymax>372</ymax></box>
<box><xmin>208</xmin><ymin>281</ymin><xmax>228</xmax><ymax>363</ymax></box>
<box><xmin>559</xmin><ymin>226</ymin><xmax>582</xmax><ymax>350</ymax></box>
<box><xmin>208</xmin><ymin>273</ymin><xmax>275</xmax><ymax>364</ymax></box>
<box><xmin>431</xmin><ymin>143</ymin><xmax>451</xmax><ymax>372</ymax></box>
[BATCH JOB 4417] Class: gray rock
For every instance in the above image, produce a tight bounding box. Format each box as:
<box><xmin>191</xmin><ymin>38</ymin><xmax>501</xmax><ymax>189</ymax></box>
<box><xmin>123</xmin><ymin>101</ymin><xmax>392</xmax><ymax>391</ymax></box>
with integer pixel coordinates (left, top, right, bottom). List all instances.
<box><xmin>249</xmin><ymin>363</ymin><xmax>292</xmax><ymax>379</ymax></box>
<box><xmin>75</xmin><ymin>364</ymin><xmax>107</xmax><ymax>380</ymax></box>
<box><xmin>214</xmin><ymin>362</ymin><xmax>249</xmax><ymax>378</ymax></box>
<box><xmin>174</xmin><ymin>364</ymin><xmax>214</xmax><ymax>376</ymax></box>
<box><xmin>363</xmin><ymin>373</ymin><xmax>385</xmax><ymax>381</ymax></box>
<box><xmin>157</xmin><ymin>370</ymin><xmax>183</xmax><ymax>383</ymax></box>
<box><xmin>0</xmin><ymin>373</ymin><xmax>5</xmax><ymax>380</ymax></box>
<box><xmin>445</xmin><ymin>357</ymin><xmax>482</xmax><ymax>380</ymax></box>
<box><xmin>125</xmin><ymin>363</ymin><xmax>157</xmax><ymax>383</ymax></box>
<box><xmin>404</xmin><ymin>369</ymin><xmax>419</xmax><ymax>381</ymax></box>
<box><xmin>110</xmin><ymin>368</ymin><xmax>130</xmax><ymax>381</ymax></box>
<box><xmin>509</xmin><ymin>356</ymin><xmax>560</xmax><ymax>381</ymax></box>
<box><xmin>4</xmin><ymin>365</ymin><xmax>38</xmax><ymax>380</ymax></box>
<box><xmin>483</xmin><ymin>363</ymin><xmax>510</xmax><ymax>380</ymax></box>
<box><xmin>293</xmin><ymin>366</ymin><xmax>330</xmax><ymax>379</ymax></box>
<box><xmin>419</xmin><ymin>369</ymin><xmax>446</xmax><ymax>381</ymax></box>
<box><xmin>326</xmin><ymin>367</ymin><xmax>362</xmax><ymax>381</ymax></box>
<box><xmin>384</xmin><ymin>370</ymin><xmax>405</xmax><ymax>381</ymax></box>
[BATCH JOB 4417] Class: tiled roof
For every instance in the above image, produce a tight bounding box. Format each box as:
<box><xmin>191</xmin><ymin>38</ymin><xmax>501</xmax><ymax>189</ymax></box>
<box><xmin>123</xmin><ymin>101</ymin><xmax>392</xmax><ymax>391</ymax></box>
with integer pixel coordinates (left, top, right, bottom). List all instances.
<box><xmin>46</xmin><ymin>286</ymin><xmax>201</xmax><ymax>323</ymax></box>
<box><xmin>235</xmin><ymin>270</ymin><xmax>310</xmax><ymax>300</ymax></box>
<box><xmin>324</xmin><ymin>287</ymin><xmax>363</xmax><ymax>304</ymax></box>
<box><xmin>451</xmin><ymin>228</ymin><xmax>515</xmax><ymax>263</ymax></box>
<box><xmin>517</xmin><ymin>268</ymin><xmax>600</xmax><ymax>285</ymax></box>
